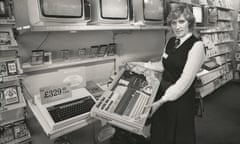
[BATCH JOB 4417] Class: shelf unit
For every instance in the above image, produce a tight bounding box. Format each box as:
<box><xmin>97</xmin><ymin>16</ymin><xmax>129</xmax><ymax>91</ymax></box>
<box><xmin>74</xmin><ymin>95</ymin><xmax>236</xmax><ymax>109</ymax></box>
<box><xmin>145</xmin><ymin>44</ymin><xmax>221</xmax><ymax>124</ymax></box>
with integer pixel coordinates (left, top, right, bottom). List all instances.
<box><xmin>22</xmin><ymin>55</ymin><xmax>118</xmax><ymax>74</ymax></box>
<box><xmin>196</xmin><ymin>1</ymin><xmax>235</xmax><ymax>98</ymax></box>
<box><xmin>29</xmin><ymin>24</ymin><xmax>170</xmax><ymax>32</ymax></box>
<box><xmin>0</xmin><ymin>0</ymin><xmax>32</xmax><ymax>143</ymax></box>
<box><xmin>234</xmin><ymin>11</ymin><xmax>240</xmax><ymax>80</ymax></box>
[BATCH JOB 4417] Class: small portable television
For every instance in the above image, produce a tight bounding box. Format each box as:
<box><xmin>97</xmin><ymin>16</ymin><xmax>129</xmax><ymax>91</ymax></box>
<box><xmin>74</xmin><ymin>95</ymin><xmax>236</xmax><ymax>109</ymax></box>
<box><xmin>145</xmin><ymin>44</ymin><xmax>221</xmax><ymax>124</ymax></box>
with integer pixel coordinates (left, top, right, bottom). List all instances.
<box><xmin>27</xmin><ymin>0</ymin><xmax>91</xmax><ymax>28</ymax></box>
<box><xmin>91</xmin><ymin>0</ymin><xmax>133</xmax><ymax>24</ymax></box>
<box><xmin>133</xmin><ymin>0</ymin><xmax>164</xmax><ymax>25</ymax></box>
<box><xmin>192</xmin><ymin>5</ymin><xmax>205</xmax><ymax>26</ymax></box>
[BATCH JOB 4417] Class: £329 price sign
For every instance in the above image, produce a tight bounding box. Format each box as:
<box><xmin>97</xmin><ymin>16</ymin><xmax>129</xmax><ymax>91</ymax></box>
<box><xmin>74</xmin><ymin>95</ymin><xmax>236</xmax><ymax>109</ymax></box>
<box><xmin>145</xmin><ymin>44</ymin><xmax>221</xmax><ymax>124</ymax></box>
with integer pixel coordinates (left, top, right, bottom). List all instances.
<box><xmin>40</xmin><ymin>84</ymin><xmax>72</xmax><ymax>104</ymax></box>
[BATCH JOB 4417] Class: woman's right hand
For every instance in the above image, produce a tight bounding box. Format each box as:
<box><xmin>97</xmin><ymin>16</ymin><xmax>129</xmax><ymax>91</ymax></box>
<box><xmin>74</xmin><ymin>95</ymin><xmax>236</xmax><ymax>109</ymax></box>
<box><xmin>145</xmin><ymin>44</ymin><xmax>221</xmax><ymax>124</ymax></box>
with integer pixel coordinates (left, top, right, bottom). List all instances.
<box><xmin>127</xmin><ymin>61</ymin><xmax>145</xmax><ymax>69</ymax></box>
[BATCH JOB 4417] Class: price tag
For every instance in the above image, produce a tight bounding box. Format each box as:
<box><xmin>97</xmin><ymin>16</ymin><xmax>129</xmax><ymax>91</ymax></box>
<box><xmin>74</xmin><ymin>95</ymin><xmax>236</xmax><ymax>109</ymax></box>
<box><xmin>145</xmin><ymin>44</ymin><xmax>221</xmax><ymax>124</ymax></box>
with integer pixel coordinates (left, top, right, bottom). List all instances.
<box><xmin>40</xmin><ymin>84</ymin><xmax>72</xmax><ymax>104</ymax></box>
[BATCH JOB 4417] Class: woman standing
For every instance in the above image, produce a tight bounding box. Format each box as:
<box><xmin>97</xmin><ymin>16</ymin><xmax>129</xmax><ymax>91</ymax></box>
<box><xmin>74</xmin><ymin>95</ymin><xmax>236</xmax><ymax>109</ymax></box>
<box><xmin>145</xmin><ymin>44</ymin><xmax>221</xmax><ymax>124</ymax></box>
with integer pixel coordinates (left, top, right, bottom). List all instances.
<box><xmin>130</xmin><ymin>4</ymin><xmax>205</xmax><ymax>144</ymax></box>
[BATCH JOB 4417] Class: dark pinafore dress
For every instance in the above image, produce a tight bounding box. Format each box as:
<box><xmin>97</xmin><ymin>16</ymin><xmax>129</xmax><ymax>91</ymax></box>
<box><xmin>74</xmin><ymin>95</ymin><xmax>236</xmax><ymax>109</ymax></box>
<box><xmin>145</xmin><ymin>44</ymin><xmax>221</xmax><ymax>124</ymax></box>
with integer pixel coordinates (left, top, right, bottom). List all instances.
<box><xmin>150</xmin><ymin>35</ymin><xmax>200</xmax><ymax>144</ymax></box>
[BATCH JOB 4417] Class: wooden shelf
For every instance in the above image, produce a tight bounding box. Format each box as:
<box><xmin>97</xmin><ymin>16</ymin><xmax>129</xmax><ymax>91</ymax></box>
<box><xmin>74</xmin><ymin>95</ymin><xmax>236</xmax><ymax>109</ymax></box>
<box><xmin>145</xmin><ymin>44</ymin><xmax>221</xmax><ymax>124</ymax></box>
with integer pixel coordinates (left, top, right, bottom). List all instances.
<box><xmin>170</xmin><ymin>0</ymin><xmax>201</xmax><ymax>6</ymax></box>
<box><xmin>206</xmin><ymin>48</ymin><xmax>231</xmax><ymax>58</ymax></box>
<box><xmin>1</xmin><ymin>75</ymin><xmax>23</xmax><ymax>83</ymax></box>
<box><xmin>30</xmin><ymin>24</ymin><xmax>170</xmax><ymax>32</ymax></box>
<box><xmin>0</xmin><ymin>18</ymin><xmax>15</xmax><ymax>25</ymax></box>
<box><xmin>200</xmin><ymin>29</ymin><xmax>233</xmax><ymax>33</ymax></box>
<box><xmin>217</xmin><ymin>19</ymin><xmax>233</xmax><ymax>22</ymax></box>
<box><xmin>215</xmin><ymin>40</ymin><xmax>234</xmax><ymax>45</ymax></box>
<box><xmin>6</xmin><ymin>132</ymin><xmax>31</xmax><ymax>144</ymax></box>
<box><xmin>208</xmin><ymin>5</ymin><xmax>234</xmax><ymax>11</ymax></box>
<box><xmin>0</xmin><ymin>46</ymin><xmax>18</xmax><ymax>51</ymax></box>
<box><xmin>196</xmin><ymin>71</ymin><xmax>233</xmax><ymax>98</ymax></box>
<box><xmin>23</xmin><ymin>55</ymin><xmax>118</xmax><ymax>73</ymax></box>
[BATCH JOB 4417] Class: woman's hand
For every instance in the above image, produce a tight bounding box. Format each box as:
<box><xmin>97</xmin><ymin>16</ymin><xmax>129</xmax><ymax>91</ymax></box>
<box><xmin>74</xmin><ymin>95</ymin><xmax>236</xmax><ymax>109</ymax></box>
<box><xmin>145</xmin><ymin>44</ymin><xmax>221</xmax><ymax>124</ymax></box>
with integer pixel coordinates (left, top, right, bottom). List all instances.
<box><xmin>126</xmin><ymin>62</ymin><xmax>144</xmax><ymax>69</ymax></box>
<box><xmin>145</xmin><ymin>97</ymin><xmax>168</xmax><ymax>117</ymax></box>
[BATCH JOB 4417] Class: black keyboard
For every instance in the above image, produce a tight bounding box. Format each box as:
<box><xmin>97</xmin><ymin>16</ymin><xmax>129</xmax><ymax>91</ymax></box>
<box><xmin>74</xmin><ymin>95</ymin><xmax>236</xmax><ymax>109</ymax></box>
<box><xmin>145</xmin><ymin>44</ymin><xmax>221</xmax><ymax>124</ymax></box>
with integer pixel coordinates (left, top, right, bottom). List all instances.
<box><xmin>47</xmin><ymin>96</ymin><xmax>95</xmax><ymax>123</ymax></box>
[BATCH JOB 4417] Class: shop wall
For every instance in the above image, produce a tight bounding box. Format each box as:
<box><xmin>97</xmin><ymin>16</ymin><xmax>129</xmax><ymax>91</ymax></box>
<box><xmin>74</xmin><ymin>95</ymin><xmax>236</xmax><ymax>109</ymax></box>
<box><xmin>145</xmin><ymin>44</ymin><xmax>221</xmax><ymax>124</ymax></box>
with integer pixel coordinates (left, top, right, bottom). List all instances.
<box><xmin>13</xmin><ymin>0</ymin><xmax>166</xmax><ymax>82</ymax></box>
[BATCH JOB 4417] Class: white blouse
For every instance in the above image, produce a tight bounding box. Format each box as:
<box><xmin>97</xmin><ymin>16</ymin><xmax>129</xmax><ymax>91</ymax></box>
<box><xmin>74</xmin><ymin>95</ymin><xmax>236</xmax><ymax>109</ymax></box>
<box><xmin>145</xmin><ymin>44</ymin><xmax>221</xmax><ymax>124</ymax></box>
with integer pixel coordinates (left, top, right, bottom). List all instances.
<box><xmin>144</xmin><ymin>33</ymin><xmax>205</xmax><ymax>101</ymax></box>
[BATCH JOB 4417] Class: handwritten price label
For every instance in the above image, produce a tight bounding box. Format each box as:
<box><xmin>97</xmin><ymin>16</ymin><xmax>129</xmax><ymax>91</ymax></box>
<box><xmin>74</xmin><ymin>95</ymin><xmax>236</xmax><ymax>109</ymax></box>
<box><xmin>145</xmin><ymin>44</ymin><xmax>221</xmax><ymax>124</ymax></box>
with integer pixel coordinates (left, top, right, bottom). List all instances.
<box><xmin>40</xmin><ymin>84</ymin><xmax>72</xmax><ymax>104</ymax></box>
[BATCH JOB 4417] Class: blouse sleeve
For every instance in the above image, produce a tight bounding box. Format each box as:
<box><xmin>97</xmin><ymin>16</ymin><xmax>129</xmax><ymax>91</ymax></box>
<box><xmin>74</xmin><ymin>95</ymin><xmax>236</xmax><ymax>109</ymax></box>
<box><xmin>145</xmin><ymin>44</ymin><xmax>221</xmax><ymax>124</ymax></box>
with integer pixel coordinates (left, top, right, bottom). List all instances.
<box><xmin>161</xmin><ymin>41</ymin><xmax>205</xmax><ymax>102</ymax></box>
<box><xmin>144</xmin><ymin>60</ymin><xmax>164</xmax><ymax>72</ymax></box>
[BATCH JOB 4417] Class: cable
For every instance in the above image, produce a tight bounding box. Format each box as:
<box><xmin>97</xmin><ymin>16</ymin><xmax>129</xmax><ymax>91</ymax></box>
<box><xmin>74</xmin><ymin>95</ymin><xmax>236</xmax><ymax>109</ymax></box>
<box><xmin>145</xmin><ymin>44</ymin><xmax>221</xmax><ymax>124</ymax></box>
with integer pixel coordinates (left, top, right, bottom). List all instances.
<box><xmin>36</xmin><ymin>32</ymin><xmax>50</xmax><ymax>50</ymax></box>
<box><xmin>22</xmin><ymin>32</ymin><xmax>50</xmax><ymax>63</ymax></box>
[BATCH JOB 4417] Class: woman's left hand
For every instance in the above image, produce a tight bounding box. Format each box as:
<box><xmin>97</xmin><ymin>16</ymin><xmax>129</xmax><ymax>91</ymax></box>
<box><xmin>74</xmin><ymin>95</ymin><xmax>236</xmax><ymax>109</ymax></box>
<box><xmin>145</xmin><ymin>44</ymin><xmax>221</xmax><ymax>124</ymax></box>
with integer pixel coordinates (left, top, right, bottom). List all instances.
<box><xmin>145</xmin><ymin>98</ymin><xmax>167</xmax><ymax>117</ymax></box>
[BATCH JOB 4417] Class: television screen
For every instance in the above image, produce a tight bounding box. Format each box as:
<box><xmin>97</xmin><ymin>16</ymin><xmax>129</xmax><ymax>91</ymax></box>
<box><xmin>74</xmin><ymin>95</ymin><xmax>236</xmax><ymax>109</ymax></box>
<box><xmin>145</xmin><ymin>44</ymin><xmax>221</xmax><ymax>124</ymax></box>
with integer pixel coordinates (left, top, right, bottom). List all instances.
<box><xmin>40</xmin><ymin>0</ymin><xmax>82</xmax><ymax>18</ymax></box>
<box><xmin>143</xmin><ymin>0</ymin><xmax>164</xmax><ymax>21</ymax></box>
<box><xmin>192</xmin><ymin>6</ymin><xmax>203</xmax><ymax>24</ymax></box>
<box><xmin>100</xmin><ymin>0</ymin><xmax>128</xmax><ymax>19</ymax></box>
<box><xmin>27</xmin><ymin>0</ymin><xmax>91</xmax><ymax>30</ymax></box>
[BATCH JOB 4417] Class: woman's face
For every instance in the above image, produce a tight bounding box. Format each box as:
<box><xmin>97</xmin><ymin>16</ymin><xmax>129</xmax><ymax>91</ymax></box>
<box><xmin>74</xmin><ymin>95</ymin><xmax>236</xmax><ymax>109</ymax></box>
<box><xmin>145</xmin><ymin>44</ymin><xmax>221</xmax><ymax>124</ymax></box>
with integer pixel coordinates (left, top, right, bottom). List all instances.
<box><xmin>171</xmin><ymin>14</ymin><xmax>190</xmax><ymax>38</ymax></box>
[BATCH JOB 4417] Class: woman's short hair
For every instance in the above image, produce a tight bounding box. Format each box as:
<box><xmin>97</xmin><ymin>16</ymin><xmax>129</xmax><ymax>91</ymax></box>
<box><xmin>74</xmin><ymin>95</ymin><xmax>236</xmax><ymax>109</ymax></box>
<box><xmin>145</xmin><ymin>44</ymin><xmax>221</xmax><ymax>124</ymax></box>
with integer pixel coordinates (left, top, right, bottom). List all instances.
<box><xmin>167</xmin><ymin>4</ymin><xmax>195</xmax><ymax>31</ymax></box>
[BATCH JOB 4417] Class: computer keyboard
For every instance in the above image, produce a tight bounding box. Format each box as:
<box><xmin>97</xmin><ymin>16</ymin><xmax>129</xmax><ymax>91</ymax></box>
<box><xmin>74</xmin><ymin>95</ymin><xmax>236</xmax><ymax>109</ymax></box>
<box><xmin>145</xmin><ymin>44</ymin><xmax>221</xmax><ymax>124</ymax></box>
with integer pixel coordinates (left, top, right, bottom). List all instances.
<box><xmin>90</xmin><ymin>66</ymin><xmax>161</xmax><ymax>136</ymax></box>
<box><xmin>47</xmin><ymin>96</ymin><xmax>95</xmax><ymax>123</ymax></box>
<box><xmin>121</xmin><ymin>70</ymin><xmax>147</xmax><ymax>90</ymax></box>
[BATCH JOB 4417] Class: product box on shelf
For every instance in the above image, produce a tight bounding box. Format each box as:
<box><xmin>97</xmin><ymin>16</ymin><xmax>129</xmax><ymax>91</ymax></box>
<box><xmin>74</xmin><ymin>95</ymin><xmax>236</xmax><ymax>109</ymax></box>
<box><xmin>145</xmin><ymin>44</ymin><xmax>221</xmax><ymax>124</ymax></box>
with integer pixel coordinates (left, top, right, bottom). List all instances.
<box><xmin>0</xmin><ymin>120</ymin><xmax>31</xmax><ymax>144</ymax></box>
<box><xmin>90</xmin><ymin>64</ymin><xmax>161</xmax><ymax>136</ymax></box>
<box><xmin>0</xmin><ymin>27</ymin><xmax>17</xmax><ymax>50</ymax></box>
<box><xmin>0</xmin><ymin>124</ymin><xmax>14</xmax><ymax>144</ymax></box>
<box><xmin>0</xmin><ymin>57</ymin><xmax>22</xmax><ymax>80</ymax></box>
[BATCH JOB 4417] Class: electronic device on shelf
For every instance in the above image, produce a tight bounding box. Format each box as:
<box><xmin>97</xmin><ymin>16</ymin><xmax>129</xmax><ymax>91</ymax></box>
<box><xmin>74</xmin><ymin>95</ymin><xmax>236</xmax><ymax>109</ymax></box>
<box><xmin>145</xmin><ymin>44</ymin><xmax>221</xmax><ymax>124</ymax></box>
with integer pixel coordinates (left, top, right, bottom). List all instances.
<box><xmin>107</xmin><ymin>43</ymin><xmax>116</xmax><ymax>56</ymax></box>
<box><xmin>0</xmin><ymin>85</ymin><xmax>20</xmax><ymax>108</ymax></box>
<box><xmin>78</xmin><ymin>48</ymin><xmax>87</xmax><ymax>57</ymax></box>
<box><xmin>202</xmin><ymin>60</ymin><xmax>219</xmax><ymax>71</ymax></box>
<box><xmin>90</xmin><ymin>0</ymin><xmax>133</xmax><ymax>24</ymax></box>
<box><xmin>85</xmin><ymin>81</ymin><xmax>104</xmax><ymax>100</ymax></box>
<box><xmin>133</xmin><ymin>0</ymin><xmax>164</xmax><ymax>25</ymax></box>
<box><xmin>0</xmin><ymin>57</ymin><xmax>22</xmax><ymax>82</ymax></box>
<box><xmin>0</xmin><ymin>31</ymin><xmax>10</xmax><ymax>45</ymax></box>
<box><xmin>33</xmin><ymin>87</ymin><xmax>96</xmax><ymax>133</ymax></box>
<box><xmin>0</xmin><ymin>28</ymin><xmax>17</xmax><ymax>48</ymax></box>
<box><xmin>89</xmin><ymin>45</ymin><xmax>99</xmax><ymax>58</ymax></box>
<box><xmin>23</xmin><ymin>66</ymin><xmax>97</xmax><ymax>138</ymax></box>
<box><xmin>27</xmin><ymin>0</ymin><xmax>91</xmax><ymax>29</ymax></box>
<box><xmin>97</xmin><ymin>45</ymin><xmax>108</xmax><ymax>57</ymax></box>
<box><xmin>0</xmin><ymin>124</ymin><xmax>14</xmax><ymax>143</ymax></box>
<box><xmin>31</xmin><ymin>50</ymin><xmax>44</xmax><ymax>65</ymax></box>
<box><xmin>91</xmin><ymin>64</ymin><xmax>161</xmax><ymax>136</ymax></box>
<box><xmin>192</xmin><ymin>5</ymin><xmax>205</xmax><ymax>26</ymax></box>
<box><xmin>3</xmin><ymin>86</ymin><xmax>19</xmax><ymax>105</ymax></box>
<box><xmin>0</xmin><ymin>120</ymin><xmax>31</xmax><ymax>144</ymax></box>
<box><xmin>6</xmin><ymin>61</ymin><xmax>17</xmax><ymax>75</ymax></box>
<box><xmin>13</xmin><ymin>120</ymin><xmax>30</xmax><ymax>140</ymax></box>
<box><xmin>47</xmin><ymin>95</ymin><xmax>95</xmax><ymax>123</ymax></box>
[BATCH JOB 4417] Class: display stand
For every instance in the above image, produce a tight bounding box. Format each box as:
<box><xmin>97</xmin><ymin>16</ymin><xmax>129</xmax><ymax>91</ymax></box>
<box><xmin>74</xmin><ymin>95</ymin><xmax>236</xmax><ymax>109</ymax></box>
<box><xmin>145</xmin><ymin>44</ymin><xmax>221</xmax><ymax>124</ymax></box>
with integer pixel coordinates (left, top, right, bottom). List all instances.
<box><xmin>0</xmin><ymin>1</ymin><xmax>32</xmax><ymax>143</ymax></box>
<box><xmin>196</xmin><ymin>0</ymin><xmax>235</xmax><ymax>98</ymax></box>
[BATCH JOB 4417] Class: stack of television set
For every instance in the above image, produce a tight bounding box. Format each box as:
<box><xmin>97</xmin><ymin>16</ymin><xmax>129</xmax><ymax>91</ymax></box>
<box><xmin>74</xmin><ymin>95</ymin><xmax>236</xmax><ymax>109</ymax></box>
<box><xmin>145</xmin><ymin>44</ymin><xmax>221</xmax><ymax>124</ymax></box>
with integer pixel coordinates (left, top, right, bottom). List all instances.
<box><xmin>26</xmin><ymin>0</ymin><xmax>170</xmax><ymax>31</ymax></box>
<box><xmin>26</xmin><ymin>0</ymin><xmax>212</xmax><ymax>31</ymax></box>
